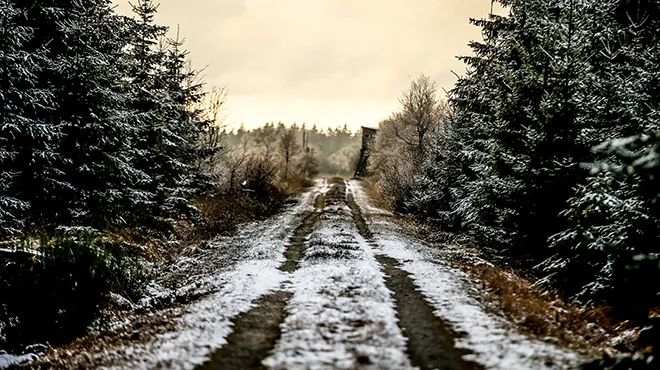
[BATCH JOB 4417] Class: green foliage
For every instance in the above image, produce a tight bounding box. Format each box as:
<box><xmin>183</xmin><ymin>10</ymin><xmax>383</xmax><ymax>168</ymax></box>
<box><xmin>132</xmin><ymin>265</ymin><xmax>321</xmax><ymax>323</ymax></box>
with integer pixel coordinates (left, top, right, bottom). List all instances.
<box><xmin>0</xmin><ymin>0</ymin><xmax>214</xmax><ymax>235</ymax></box>
<box><xmin>0</xmin><ymin>236</ymin><xmax>146</xmax><ymax>349</ymax></box>
<box><xmin>385</xmin><ymin>0</ymin><xmax>660</xmax><ymax>325</ymax></box>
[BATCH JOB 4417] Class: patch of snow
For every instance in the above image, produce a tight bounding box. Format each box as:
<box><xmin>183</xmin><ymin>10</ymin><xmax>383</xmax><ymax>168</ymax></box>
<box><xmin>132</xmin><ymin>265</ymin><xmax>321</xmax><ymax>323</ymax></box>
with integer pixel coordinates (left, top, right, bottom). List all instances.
<box><xmin>0</xmin><ymin>248</ymin><xmax>41</xmax><ymax>256</ymax></box>
<box><xmin>0</xmin><ymin>352</ymin><xmax>38</xmax><ymax>369</ymax></box>
<box><xmin>265</xmin><ymin>205</ymin><xmax>412</xmax><ymax>369</ymax></box>
<box><xmin>297</xmin><ymin>178</ymin><xmax>330</xmax><ymax>213</ymax></box>
<box><xmin>348</xmin><ymin>180</ymin><xmax>582</xmax><ymax>370</ymax></box>
<box><xmin>100</xmin><ymin>188</ymin><xmax>319</xmax><ymax>369</ymax></box>
<box><xmin>107</xmin><ymin>261</ymin><xmax>287</xmax><ymax>369</ymax></box>
<box><xmin>345</xmin><ymin>181</ymin><xmax>393</xmax><ymax>217</ymax></box>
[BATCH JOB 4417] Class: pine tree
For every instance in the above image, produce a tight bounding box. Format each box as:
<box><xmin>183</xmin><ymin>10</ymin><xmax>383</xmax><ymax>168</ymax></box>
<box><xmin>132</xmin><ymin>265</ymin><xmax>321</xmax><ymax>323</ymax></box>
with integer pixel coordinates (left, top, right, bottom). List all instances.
<box><xmin>541</xmin><ymin>0</ymin><xmax>660</xmax><ymax>311</ymax></box>
<box><xmin>445</xmin><ymin>10</ymin><xmax>510</xmax><ymax>248</ymax></box>
<box><xmin>448</xmin><ymin>0</ymin><xmax>592</xmax><ymax>265</ymax></box>
<box><xmin>54</xmin><ymin>0</ymin><xmax>147</xmax><ymax>228</ymax></box>
<box><xmin>122</xmin><ymin>0</ymin><xmax>169</xmax><ymax>224</ymax></box>
<box><xmin>407</xmin><ymin>118</ymin><xmax>464</xmax><ymax>239</ymax></box>
<box><xmin>9</xmin><ymin>0</ymin><xmax>147</xmax><ymax>229</ymax></box>
<box><xmin>0</xmin><ymin>1</ymin><xmax>55</xmax><ymax>234</ymax></box>
<box><xmin>152</xmin><ymin>29</ymin><xmax>211</xmax><ymax>217</ymax></box>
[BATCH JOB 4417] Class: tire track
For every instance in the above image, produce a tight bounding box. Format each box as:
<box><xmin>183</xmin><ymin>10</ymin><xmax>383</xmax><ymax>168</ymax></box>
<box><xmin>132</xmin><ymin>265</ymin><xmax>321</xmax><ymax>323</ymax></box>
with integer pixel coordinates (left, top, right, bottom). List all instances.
<box><xmin>197</xmin><ymin>193</ymin><xmax>325</xmax><ymax>370</ymax></box>
<box><xmin>346</xmin><ymin>186</ymin><xmax>483</xmax><ymax>370</ymax></box>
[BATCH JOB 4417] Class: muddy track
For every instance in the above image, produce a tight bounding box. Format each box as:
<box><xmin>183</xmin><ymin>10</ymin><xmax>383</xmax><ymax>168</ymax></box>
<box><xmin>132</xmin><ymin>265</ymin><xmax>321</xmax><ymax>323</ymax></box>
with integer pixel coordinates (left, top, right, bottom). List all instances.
<box><xmin>346</xmin><ymin>187</ymin><xmax>483</xmax><ymax>370</ymax></box>
<box><xmin>198</xmin><ymin>290</ymin><xmax>292</xmax><ymax>370</ymax></box>
<box><xmin>197</xmin><ymin>191</ymin><xmax>327</xmax><ymax>370</ymax></box>
<box><xmin>199</xmin><ymin>180</ymin><xmax>482</xmax><ymax>370</ymax></box>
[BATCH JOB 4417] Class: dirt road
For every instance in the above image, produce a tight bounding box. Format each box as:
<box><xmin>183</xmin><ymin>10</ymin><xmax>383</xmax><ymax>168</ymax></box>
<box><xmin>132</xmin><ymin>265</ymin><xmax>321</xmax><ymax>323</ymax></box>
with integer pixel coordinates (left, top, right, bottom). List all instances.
<box><xmin>44</xmin><ymin>178</ymin><xmax>581</xmax><ymax>369</ymax></box>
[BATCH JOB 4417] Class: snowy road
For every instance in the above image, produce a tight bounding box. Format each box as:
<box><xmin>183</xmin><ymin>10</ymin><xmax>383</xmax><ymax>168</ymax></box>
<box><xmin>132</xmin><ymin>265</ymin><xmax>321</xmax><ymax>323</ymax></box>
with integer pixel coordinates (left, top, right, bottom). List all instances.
<box><xmin>45</xmin><ymin>178</ymin><xmax>581</xmax><ymax>369</ymax></box>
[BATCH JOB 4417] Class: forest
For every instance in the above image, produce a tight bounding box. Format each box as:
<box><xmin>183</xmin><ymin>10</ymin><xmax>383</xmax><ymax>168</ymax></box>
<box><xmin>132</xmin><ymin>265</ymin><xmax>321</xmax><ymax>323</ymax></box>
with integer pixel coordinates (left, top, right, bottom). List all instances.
<box><xmin>224</xmin><ymin>123</ymin><xmax>360</xmax><ymax>176</ymax></box>
<box><xmin>0</xmin><ymin>0</ymin><xmax>322</xmax><ymax>353</ymax></box>
<box><xmin>367</xmin><ymin>1</ymin><xmax>659</xmax><ymax>367</ymax></box>
<box><xmin>0</xmin><ymin>0</ymin><xmax>659</xmax><ymax>368</ymax></box>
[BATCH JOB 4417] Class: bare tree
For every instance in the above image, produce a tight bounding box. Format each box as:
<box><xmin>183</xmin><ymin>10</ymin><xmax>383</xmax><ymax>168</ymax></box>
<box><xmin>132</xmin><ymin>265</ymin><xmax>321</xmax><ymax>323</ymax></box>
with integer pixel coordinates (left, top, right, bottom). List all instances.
<box><xmin>222</xmin><ymin>138</ymin><xmax>250</xmax><ymax>193</ymax></box>
<box><xmin>277</xmin><ymin>128</ymin><xmax>302</xmax><ymax>180</ymax></box>
<box><xmin>197</xmin><ymin>86</ymin><xmax>229</xmax><ymax>170</ymax></box>
<box><xmin>370</xmin><ymin>74</ymin><xmax>447</xmax><ymax>208</ymax></box>
<box><xmin>395</xmin><ymin>74</ymin><xmax>443</xmax><ymax>157</ymax></box>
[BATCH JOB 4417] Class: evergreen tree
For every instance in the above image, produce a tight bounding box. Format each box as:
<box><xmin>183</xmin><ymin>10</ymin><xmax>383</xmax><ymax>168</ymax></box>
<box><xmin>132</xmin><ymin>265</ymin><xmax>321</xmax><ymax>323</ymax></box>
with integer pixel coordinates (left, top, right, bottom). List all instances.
<box><xmin>54</xmin><ymin>0</ymin><xmax>147</xmax><ymax>228</ymax></box>
<box><xmin>122</xmin><ymin>0</ymin><xmax>169</xmax><ymax>224</ymax></box>
<box><xmin>447</xmin><ymin>0</ymin><xmax>591</xmax><ymax>265</ymax></box>
<box><xmin>10</xmin><ymin>0</ymin><xmax>146</xmax><ymax>229</ymax></box>
<box><xmin>153</xmin><ymin>30</ymin><xmax>211</xmax><ymax>217</ymax></box>
<box><xmin>541</xmin><ymin>0</ymin><xmax>660</xmax><ymax>311</ymax></box>
<box><xmin>0</xmin><ymin>1</ymin><xmax>55</xmax><ymax>234</ymax></box>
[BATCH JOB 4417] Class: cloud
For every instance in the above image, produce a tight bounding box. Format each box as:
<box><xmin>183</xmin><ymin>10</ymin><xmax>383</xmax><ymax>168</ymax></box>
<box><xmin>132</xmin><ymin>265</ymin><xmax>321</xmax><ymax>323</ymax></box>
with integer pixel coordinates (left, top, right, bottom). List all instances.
<box><xmin>113</xmin><ymin>0</ymin><xmax>496</xmax><ymax>130</ymax></box>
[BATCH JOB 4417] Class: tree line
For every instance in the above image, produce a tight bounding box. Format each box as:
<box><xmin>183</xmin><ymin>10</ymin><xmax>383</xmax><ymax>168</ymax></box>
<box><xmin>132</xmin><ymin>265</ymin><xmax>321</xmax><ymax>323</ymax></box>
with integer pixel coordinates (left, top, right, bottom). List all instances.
<box><xmin>224</xmin><ymin>122</ymin><xmax>360</xmax><ymax>177</ymax></box>
<box><xmin>0</xmin><ymin>0</ymin><xmax>220</xmax><ymax>238</ymax></box>
<box><xmin>374</xmin><ymin>0</ymin><xmax>659</xmax><ymax>324</ymax></box>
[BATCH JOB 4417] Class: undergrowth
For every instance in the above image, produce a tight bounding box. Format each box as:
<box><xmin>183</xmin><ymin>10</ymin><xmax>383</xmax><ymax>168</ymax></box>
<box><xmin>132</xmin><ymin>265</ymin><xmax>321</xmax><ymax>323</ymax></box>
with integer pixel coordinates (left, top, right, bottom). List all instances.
<box><xmin>0</xmin><ymin>236</ymin><xmax>146</xmax><ymax>350</ymax></box>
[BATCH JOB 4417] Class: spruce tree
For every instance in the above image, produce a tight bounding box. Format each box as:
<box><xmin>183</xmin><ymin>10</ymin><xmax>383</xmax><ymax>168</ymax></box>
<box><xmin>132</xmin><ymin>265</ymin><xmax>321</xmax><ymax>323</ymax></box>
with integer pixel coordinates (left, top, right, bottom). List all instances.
<box><xmin>57</xmin><ymin>0</ymin><xmax>148</xmax><ymax>228</ymax></box>
<box><xmin>10</xmin><ymin>0</ymin><xmax>147</xmax><ymax>229</ymax></box>
<box><xmin>152</xmin><ymin>30</ymin><xmax>211</xmax><ymax>218</ymax></box>
<box><xmin>542</xmin><ymin>0</ymin><xmax>660</xmax><ymax>310</ymax></box>
<box><xmin>123</xmin><ymin>0</ymin><xmax>168</xmax><ymax>225</ymax></box>
<box><xmin>0</xmin><ymin>1</ymin><xmax>55</xmax><ymax>234</ymax></box>
<box><xmin>448</xmin><ymin>0</ymin><xmax>591</xmax><ymax>265</ymax></box>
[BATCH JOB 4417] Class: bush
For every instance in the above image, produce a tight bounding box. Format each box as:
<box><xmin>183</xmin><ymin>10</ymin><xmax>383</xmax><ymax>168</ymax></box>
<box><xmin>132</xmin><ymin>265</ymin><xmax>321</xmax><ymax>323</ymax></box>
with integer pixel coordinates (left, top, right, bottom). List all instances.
<box><xmin>241</xmin><ymin>155</ymin><xmax>281</xmax><ymax>205</ymax></box>
<box><xmin>190</xmin><ymin>194</ymin><xmax>273</xmax><ymax>241</ymax></box>
<box><xmin>0</xmin><ymin>236</ymin><xmax>145</xmax><ymax>349</ymax></box>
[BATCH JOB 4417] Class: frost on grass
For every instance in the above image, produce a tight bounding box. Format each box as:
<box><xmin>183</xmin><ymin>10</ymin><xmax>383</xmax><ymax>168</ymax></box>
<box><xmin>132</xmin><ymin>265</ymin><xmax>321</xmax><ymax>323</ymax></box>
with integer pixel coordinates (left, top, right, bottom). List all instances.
<box><xmin>264</xmin><ymin>204</ymin><xmax>412</xmax><ymax>370</ymax></box>
<box><xmin>104</xmin><ymin>262</ymin><xmax>286</xmax><ymax>369</ymax></box>
<box><xmin>140</xmin><ymin>194</ymin><xmax>312</xmax><ymax>310</ymax></box>
<box><xmin>348</xmin><ymin>180</ymin><xmax>582</xmax><ymax>370</ymax></box>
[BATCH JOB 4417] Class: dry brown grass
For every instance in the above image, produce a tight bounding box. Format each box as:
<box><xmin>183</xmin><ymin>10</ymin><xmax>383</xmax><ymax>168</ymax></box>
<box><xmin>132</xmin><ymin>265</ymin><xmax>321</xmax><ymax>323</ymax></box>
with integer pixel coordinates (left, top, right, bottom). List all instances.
<box><xmin>277</xmin><ymin>173</ymin><xmax>315</xmax><ymax>197</ymax></box>
<box><xmin>357</xmin><ymin>176</ymin><xmax>651</xmax><ymax>357</ymax></box>
<box><xmin>461</xmin><ymin>261</ymin><xmax>645</xmax><ymax>356</ymax></box>
<box><xmin>185</xmin><ymin>175</ymin><xmax>314</xmax><ymax>245</ymax></box>
<box><xmin>360</xmin><ymin>178</ymin><xmax>395</xmax><ymax>213</ymax></box>
<box><xmin>185</xmin><ymin>193</ymin><xmax>275</xmax><ymax>244</ymax></box>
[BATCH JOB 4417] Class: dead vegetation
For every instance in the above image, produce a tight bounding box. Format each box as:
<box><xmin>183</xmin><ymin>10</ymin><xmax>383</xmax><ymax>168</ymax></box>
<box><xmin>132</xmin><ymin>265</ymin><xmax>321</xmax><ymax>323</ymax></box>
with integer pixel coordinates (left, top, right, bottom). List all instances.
<box><xmin>443</xmin><ymin>242</ymin><xmax>654</xmax><ymax>359</ymax></box>
<box><xmin>464</xmin><ymin>263</ymin><xmax>646</xmax><ymax>356</ymax></box>
<box><xmin>359</xmin><ymin>178</ymin><xmax>395</xmax><ymax>213</ymax></box>
<box><xmin>31</xmin><ymin>305</ymin><xmax>186</xmax><ymax>369</ymax></box>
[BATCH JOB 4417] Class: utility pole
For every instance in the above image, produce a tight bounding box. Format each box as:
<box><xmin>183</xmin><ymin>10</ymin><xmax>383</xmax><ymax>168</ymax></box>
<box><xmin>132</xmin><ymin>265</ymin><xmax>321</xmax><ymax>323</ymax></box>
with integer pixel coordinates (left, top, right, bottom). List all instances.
<box><xmin>302</xmin><ymin>123</ymin><xmax>309</xmax><ymax>153</ymax></box>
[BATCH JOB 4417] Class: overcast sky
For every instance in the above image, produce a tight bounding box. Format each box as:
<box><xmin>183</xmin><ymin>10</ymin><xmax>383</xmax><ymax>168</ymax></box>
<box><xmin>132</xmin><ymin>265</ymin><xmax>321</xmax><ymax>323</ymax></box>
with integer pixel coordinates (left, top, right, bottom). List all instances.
<box><xmin>113</xmin><ymin>0</ymin><xmax>499</xmax><ymax>131</ymax></box>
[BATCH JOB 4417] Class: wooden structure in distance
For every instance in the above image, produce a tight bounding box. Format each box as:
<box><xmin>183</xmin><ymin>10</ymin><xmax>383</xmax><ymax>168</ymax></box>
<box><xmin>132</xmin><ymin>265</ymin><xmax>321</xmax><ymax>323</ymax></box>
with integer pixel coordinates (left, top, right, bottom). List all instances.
<box><xmin>354</xmin><ymin>126</ymin><xmax>379</xmax><ymax>178</ymax></box>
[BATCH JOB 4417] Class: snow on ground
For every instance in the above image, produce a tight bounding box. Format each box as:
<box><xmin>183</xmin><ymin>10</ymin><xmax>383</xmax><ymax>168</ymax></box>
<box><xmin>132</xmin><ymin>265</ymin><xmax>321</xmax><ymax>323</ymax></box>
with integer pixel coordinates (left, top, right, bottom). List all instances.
<box><xmin>99</xmin><ymin>185</ymin><xmax>328</xmax><ymax>370</ymax></box>
<box><xmin>345</xmin><ymin>181</ymin><xmax>392</xmax><ymax>217</ymax></box>
<box><xmin>348</xmin><ymin>180</ymin><xmax>582</xmax><ymax>370</ymax></box>
<box><xmin>264</xmin><ymin>202</ymin><xmax>413</xmax><ymax>370</ymax></box>
<box><xmin>0</xmin><ymin>352</ymin><xmax>38</xmax><ymax>369</ymax></box>
<box><xmin>313</xmin><ymin>178</ymin><xmax>331</xmax><ymax>198</ymax></box>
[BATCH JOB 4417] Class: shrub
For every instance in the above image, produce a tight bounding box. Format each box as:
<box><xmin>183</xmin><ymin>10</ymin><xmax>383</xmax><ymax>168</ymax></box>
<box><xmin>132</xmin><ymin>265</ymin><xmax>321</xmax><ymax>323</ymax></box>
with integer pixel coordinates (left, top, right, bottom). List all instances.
<box><xmin>0</xmin><ymin>236</ymin><xmax>145</xmax><ymax>349</ymax></box>
<box><xmin>190</xmin><ymin>194</ymin><xmax>271</xmax><ymax>241</ymax></box>
<box><xmin>241</xmin><ymin>155</ymin><xmax>281</xmax><ymax>205</ymax></box>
